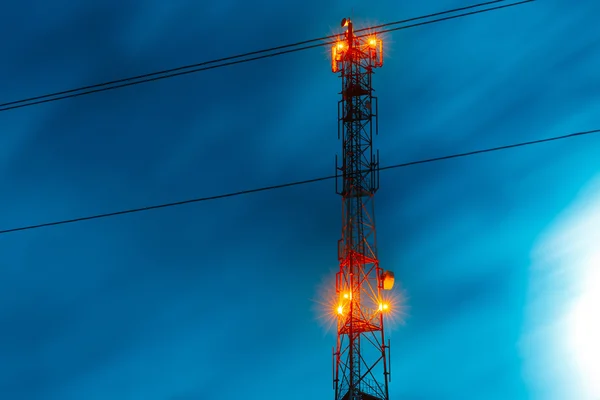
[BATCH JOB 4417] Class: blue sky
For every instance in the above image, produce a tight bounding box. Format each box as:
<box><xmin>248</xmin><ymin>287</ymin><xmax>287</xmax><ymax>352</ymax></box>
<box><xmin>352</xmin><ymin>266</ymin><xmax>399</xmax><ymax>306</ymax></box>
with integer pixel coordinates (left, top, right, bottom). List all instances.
<box><xmin>1</xmin><ymin>0</ymin><xmax>599</xmax><ymax>399</ymax></box>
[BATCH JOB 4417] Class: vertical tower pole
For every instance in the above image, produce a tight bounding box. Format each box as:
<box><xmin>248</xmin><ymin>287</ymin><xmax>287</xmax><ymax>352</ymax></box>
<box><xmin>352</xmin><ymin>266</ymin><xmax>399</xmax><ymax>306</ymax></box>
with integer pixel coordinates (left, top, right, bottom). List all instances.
<box><xmin>331</xmin><ymin>18</ymin><xmax>392</xmax><ymax>400</ymax></box>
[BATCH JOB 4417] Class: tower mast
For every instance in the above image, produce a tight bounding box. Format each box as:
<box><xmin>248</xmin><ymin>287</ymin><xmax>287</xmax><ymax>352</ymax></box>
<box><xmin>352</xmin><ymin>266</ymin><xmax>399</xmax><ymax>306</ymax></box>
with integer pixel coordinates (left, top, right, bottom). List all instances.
<box><xmin>330</xmin><ymin>18</ymin><xmax>394</xmax><ymax>400</ymax></box>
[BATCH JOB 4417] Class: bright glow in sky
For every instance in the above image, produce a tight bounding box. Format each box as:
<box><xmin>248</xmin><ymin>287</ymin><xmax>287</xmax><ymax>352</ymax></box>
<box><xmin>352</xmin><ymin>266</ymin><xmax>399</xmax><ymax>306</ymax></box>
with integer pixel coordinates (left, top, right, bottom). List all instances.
<box><xmin>526</xmin><ymin>176</ymin><xmax>600</xmax><ymax>399</ymax></box>
<box><xmin>567</xmin><ymin>268</ymin><xmax>600</xmax><ymax>397</ymax></box>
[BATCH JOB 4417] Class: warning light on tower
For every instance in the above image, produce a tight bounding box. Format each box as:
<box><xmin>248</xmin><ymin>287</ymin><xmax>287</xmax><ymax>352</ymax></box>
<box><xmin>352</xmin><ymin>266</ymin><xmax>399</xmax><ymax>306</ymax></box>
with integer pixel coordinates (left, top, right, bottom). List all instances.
<box><xmin>331</xmin><ymin>20</ymin><xmax>383</xmax><ymax>73</ymax></box>
<box><xmin>382</xmin><ymin>271</ymin><xmax>395</xmax><ymax>290</ymax></box>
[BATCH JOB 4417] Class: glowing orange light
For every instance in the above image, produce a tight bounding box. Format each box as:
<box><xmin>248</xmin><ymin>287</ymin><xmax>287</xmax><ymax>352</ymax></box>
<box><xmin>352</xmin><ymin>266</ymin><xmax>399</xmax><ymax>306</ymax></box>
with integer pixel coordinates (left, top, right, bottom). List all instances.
<box><xmin>331</xmin><ymin>47</ymin><xmax>338</xmax><ymax>73</ymax></box>
<box><xmin>337</xmin><ymin>305</ymin><xmax>344</xmax><ymax>315</ymax></box>
<box><xmin>337</xmin><ymin>41</ymin><xmax>345</xmax><ymax>50</ymax></box>
<box><xmin>379</xmin><ymin>303</ymin><xmax>390</xmax><ymax>312</ymax></box>
<box><xmin>343</xmin><ymin>292</ymin><xmax>351</xmax><ymax>299</ymax></box>
<box><xmin>368</xmin><ymin>37</ymin><xmax>377</xmax><ymax>47</ymax></box>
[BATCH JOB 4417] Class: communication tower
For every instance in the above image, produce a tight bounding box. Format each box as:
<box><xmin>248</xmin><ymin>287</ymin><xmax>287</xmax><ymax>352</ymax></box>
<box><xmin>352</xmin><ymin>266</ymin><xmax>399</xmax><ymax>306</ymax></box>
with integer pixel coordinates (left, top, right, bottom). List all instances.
<box><xmin>330</xmin><ymin>18</ymin><xmax>395</xmax><ymax>400</ymax></box>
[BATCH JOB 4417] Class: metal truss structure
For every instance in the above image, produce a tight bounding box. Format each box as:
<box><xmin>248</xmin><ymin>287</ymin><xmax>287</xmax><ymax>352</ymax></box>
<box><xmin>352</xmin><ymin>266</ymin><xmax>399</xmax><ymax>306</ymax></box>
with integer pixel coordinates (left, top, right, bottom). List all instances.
<box><xmin>330</xmin><ymin>17</ymin><xmax>394</xmax><ymax>400</ymax></box>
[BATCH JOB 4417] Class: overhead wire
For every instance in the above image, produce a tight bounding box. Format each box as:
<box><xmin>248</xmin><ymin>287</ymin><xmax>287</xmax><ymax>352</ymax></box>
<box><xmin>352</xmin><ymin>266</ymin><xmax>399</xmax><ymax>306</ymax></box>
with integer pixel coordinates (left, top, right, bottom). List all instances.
<box><xmin>1</xmin><ymin>127</ymin><xmax>597</xmax><ymax>235</ymax></box>
<box><xmin>0</xmin><ymin>0</ymin><xmax>534</xmax><ymax>113</ymax></box>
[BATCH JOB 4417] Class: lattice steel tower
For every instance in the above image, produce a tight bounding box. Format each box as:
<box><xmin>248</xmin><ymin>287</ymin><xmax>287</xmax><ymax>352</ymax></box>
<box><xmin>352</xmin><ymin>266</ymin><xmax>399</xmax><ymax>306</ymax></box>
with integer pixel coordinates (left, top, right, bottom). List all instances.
<box><xmin>330</xmin><ymin>18</ymin><xmax>395</xmax><ymax>400</ymax></box>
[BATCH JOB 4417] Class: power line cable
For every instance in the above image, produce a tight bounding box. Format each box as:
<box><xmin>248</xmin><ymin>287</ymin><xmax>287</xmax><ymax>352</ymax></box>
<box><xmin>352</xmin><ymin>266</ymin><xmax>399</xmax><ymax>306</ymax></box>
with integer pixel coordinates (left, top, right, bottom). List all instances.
<box><xmin>1</xmin><ymin>127</ymin><xmax>596</xmax><ymax>235</ymax></box>
<box><xmin>0</xmin><ymin>0</ymin><xmax>533</xmax><ymax>113</ymax></box>
<box><xmin>0</xmin><ymin>0</ymin><xmax>506</xmax><ymax>108</ymax></box>
<box><xmin>366</xmin><ymin>0</ymin><xmax>534</xmax><ymax>35</ymax></box>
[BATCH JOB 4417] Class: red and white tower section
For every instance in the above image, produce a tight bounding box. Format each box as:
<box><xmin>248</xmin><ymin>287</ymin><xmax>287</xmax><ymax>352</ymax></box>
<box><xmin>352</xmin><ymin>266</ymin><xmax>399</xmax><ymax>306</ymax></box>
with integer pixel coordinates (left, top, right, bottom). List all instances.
<box><xmin>331</xmin><ymin>18</ymin><xmax>395</xmax><ymax>400</ymax></box>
